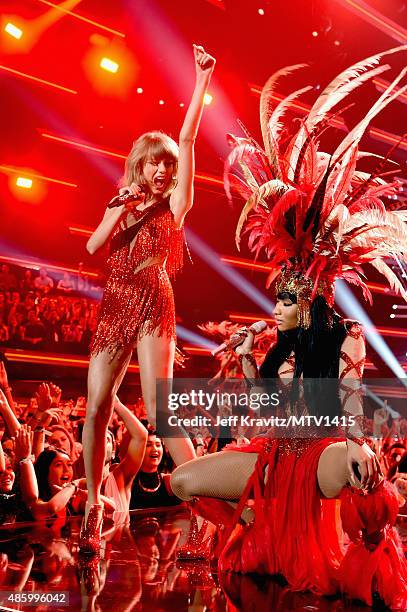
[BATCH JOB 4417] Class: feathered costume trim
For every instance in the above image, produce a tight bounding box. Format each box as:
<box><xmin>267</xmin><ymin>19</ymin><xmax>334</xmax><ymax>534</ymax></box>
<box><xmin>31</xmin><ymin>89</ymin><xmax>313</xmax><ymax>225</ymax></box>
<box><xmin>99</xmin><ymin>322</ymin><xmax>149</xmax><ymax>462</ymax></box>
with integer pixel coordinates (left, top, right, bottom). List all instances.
<box><xmin>224</xmin><ymin>46</ymin><xmax>407</xmax><ymax>325</ymax></box>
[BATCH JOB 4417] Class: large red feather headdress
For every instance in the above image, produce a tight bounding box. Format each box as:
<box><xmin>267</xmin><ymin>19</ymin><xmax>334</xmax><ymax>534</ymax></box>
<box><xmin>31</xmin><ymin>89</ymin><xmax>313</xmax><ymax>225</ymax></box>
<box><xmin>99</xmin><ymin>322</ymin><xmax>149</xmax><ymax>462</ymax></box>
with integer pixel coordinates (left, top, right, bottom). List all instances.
<box><xmin>224</xmin><ymin>46</ymin><xmax>407</xmax><ymax>327</ymax></box>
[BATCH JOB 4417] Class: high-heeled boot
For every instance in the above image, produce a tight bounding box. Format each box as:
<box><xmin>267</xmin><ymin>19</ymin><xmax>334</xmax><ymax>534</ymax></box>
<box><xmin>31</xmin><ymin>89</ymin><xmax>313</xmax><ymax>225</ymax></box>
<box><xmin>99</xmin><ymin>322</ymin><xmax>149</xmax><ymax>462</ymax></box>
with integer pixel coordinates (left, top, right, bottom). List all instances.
<box><xmin>176</xmin><ymin>513</ymin><xmax>213</xmax><ymax>561</ymax></box>
<box><xmin>79</xmin><ymin>502</ymin><xmax>104</xmax><ymax>555</ymax></box>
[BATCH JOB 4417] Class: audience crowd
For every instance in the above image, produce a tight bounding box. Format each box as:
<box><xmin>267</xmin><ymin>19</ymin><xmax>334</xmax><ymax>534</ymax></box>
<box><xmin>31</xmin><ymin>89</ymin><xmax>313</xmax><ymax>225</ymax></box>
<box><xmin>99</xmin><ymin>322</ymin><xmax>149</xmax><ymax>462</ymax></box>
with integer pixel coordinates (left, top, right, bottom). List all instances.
<box><xmin>0</xmin><ymin>262</ymin><xmax>102</xmax><ymax>354</ymax></box>
<box><xmin>0</xmin><ymin>353</ymin><xmax>406</xmax><ymax>528</ymax></box>
<box><xmin>0</xmin><ymin>260</ymin><xmax>406</xmax><ymax>528</ymax></box>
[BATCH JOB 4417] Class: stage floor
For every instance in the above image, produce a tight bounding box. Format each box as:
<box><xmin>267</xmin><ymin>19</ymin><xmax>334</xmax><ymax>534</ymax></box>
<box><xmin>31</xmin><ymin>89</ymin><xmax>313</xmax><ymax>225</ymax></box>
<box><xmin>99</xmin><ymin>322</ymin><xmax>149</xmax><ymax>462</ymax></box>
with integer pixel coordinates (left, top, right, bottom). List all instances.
<box><xmin>0</xmin><ymin>508</ymin><xmax>405</xmax><ymax>611</ymax></box>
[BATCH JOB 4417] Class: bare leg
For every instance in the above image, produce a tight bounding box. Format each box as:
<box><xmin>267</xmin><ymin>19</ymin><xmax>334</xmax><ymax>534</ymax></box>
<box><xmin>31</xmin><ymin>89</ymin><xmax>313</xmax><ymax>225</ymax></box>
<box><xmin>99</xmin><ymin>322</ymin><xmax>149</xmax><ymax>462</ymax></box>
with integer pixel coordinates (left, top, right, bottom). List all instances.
<box><xmin>171</xmin><ymin>440</ymin><xmax>356</xmax><ymax>503</ymax></box>
<box><xmin>137</xmin><ymin>329</ymin><xmax>195</xmax><ymax>466</ymax></box>
<box><xmin>83</xmin><ymin>348</ymin><xmax>133</xmax><ymax>509</ymax></box>
<box><xmin>317</xmin><ymin>441</ymin><xmax>355</xmax><ymax>498</ymax></box>
<box><xmin>171</xmin><ymin>452</ymin><xmax>259</xmax><ymax>501</ymax></box>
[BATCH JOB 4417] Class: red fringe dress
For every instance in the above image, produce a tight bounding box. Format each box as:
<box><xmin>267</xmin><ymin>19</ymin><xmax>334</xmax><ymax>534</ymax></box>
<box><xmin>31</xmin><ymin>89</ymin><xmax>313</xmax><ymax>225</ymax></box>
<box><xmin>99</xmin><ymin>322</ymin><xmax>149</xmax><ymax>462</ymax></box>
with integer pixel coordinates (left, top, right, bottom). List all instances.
<box><xmin>216</xmin><ymin>323</ymin><xmax>407</xmax><ymax>609</ymax></box>
<box><xmin>90</xmin><ymin>199</ymin><xmax>184</xmax><ymax>355</ymax></box>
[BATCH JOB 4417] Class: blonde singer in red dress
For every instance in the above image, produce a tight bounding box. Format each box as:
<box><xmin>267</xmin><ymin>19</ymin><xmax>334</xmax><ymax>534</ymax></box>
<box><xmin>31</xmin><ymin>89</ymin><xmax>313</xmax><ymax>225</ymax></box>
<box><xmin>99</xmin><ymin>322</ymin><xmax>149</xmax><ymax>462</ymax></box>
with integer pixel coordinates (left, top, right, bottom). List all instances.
<box><xmin>79</xmin><ymin>45</ymin><xmax>215</xmax><ymax>554</ymax></box>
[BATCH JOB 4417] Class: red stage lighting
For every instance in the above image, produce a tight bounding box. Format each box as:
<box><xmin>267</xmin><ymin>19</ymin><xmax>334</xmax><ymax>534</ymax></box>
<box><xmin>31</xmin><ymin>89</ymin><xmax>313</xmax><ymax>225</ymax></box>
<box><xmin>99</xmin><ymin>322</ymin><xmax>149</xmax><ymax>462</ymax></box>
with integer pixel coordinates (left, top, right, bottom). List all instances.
<box><xmin>204</xmin><ymin>93</ymin><xmax>213</xmax><ymax>105</ymax></box>
<box><xmin>336</xmin><ymin>0</ymin><xmax>407</xmax><ymax>44</ymax></box>
<box><xmin>0</xmin><ymin>64</ymin><xmax>77</xmax><ymax>94</ymax></box>
<box><xmin>100</xmin><ymin>57</ymin><xmax>119</xmax><ymax>73</ymax></box>
<box><xmin>16</xmin><ymin>177</ymin><xmax>32</xmax><ymax>189</ymax></box>
<box><xmin>258</xmin><ymin>8</ymin><xmax>265</xmax><ymax>16</ymax></box>
<box><xmin>38</xmin><ymin>0</ymin><xmax>126</xmax><ymax>38</ymax></box>
<box><xmin>0</xmin><ymin>165</ymin><xmax>77</xmax><ymax>188</ymax></box>
<box><xmin>4</xmin><ymin>22</ymin><xmax>22</xmax><ymax>39</ymax></box>
<box><xmin>8</xmin><ymin>172</ymin><xmax>45</xmax><ymax>203</ymax></box>
<box><xmin>136</xmin><ymin>87</ymin><xmax>143</xmax><ymax>94</ymax></box>
<box><xmin>84</xmin><ymin>41</ymin><xmax>138</xmax><ymax>97</ymax></box>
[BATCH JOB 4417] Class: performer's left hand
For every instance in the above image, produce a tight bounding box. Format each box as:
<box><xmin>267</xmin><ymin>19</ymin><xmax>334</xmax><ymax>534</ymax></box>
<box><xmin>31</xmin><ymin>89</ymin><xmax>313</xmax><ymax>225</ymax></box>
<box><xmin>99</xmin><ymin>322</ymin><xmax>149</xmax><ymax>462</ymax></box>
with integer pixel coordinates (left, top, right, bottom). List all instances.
<box><xmin>193</xmin><ymin>44</ymin><xmax>215</xmax><ymax>76</ymax></box>
<box><xmin>346</xmin><ymin>439</ymin><xmax>382</xmax><ymax>491</ymax></box>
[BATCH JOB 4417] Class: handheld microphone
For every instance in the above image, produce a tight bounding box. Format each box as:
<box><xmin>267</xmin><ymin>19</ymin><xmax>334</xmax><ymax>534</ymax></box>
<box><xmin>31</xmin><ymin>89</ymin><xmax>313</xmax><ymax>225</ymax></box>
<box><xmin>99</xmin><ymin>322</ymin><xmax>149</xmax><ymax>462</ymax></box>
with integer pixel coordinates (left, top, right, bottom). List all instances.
<box><xmin>107</xmin><ymin>187</ymin><xmax>146</xmax><ymax>209</ymax></box>
<box><xmin>211</xmin><ymin>320</ymin><xmax>267</xmax><ymax>356</ymax></box>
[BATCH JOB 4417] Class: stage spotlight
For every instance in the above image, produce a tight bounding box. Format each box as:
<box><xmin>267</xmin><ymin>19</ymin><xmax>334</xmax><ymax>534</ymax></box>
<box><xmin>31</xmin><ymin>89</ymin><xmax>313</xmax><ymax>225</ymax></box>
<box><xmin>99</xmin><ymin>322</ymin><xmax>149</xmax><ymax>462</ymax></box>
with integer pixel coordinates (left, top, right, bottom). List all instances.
<box><xmin>258</xmin><ymin>8</ymin><xmax>265</xmax><ymax>15</ymax></box>
<box><xmin>204</xmin><ymin>93</ymin><xmax>213</xmax><ymax>105</ymax></box>
<box><xmin>4</xmin><ymin>22</ymin><xmax>22</xmax><ymax>39</ymax></box>
<box><xmin>16</xmin><ymin>177</ymin><xmax>32</xmax><ymax>189</ymax></box>
<box><xmin>312</xmin><ymin>30</ymin><xmax>319</xmax><ymax>37</ymax></box>
<box><xmin>179</xmin><ymin>102</ymin><xmax>185</xmax><ymax>107</ymax></box>
<box><xmin>390</xmin><ymin>313</ymin><xmax>395</xmax><ymax>318</ymax></box>
<box><xmin>100</xmin><ymin>57</ymin><xmax>119</xmax><ymax>73</ymax></box>
<box><xmin>334</xmin><ymin>39</ymin><xmax>341</xmax><ymax>46</ymax></box>
<box><xmin>136</xmin><ymin>87</ymin><xmax>143</xmax><ymax>93</ymax></box>
<box><xmin>159</xmin><ymin>99</ymin><xmax>165</xmax><ymax>105</ymax></box>
<box><xmin>393</xmin><ymin>305</ymin><xmax>398</xmax><ymax>309</ymax></box>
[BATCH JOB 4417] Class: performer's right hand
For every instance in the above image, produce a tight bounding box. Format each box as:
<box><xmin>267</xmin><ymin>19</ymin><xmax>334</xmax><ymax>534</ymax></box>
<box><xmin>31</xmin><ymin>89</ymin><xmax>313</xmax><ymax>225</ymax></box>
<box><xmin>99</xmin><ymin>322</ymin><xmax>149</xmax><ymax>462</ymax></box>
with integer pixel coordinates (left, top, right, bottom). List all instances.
<box><xmin>118</xmin><ymin>183</ymin><xmax>146</xmax><ymax>212</ymax></box>
<box><xmin>235</xmin><ymin>329</ymin><xmax>255</xmax><ymax>355</ymax></box>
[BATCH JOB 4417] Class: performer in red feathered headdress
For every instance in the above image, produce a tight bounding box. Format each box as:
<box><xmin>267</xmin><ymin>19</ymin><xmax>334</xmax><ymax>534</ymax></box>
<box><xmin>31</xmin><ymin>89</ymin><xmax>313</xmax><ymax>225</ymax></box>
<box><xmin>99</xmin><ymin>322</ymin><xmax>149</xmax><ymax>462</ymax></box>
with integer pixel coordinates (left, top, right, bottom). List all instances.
<box><xmin>171</xmin><ymin>46</ymin><xmax>407</xmax><ymax>608</ymax></box>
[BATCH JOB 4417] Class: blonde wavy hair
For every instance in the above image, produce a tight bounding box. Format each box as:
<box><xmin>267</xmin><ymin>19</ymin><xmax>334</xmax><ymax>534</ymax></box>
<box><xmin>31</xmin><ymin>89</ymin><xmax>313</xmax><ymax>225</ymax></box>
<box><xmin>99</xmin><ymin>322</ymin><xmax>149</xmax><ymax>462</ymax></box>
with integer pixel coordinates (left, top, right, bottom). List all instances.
<box><xmin>123</xmin><ymin>131</ymin><xmax>179</xmax><ymax>199</ymax></box>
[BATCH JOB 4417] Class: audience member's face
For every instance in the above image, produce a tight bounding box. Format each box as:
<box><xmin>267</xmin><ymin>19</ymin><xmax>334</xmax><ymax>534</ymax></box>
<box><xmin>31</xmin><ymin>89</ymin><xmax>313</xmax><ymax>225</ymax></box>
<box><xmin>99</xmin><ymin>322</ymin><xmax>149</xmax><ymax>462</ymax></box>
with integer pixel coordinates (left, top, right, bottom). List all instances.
<box><xmin>105</xmin><ymin>433</ymin><xmax>114</xmax><ymax>464</ymax></box>
<box><xmin>1</xmin><ymin>440</ymin><xmax>14</xmax><ymax>464</ymax></box>
<box><xmin>49</xmin><ymin>430</ymin><xmax>71</xmax><ymax>456</ymax></box>
<box><xmin>141</xmin><ymin>436</ymin><xmax>163</xmax><ymax>472</ymax></box>
<box><xmin>0</xmin><ymin>458</ymin><xmax>15</xmax><ymax>493</ymax></box>
<box><xmin>48</xmin><ymin>452</ymin><xmax>73</xmax><ymax>489</ymax></box>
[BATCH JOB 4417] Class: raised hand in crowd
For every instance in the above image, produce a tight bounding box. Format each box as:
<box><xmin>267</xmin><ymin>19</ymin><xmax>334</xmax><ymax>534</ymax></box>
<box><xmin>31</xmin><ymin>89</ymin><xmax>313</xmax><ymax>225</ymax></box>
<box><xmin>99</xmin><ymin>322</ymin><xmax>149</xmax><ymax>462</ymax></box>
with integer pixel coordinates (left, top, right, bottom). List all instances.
<box><xmin>13</xmin><ymin>424</ymin><xmax>33</xmax><ymax>463</ymax></box>
<box><xmin>35</xmin><ymin>382</ymin><xmax>52</xmax><ymax>412</ymax></box>
<box><xmin>0</xmin><ymin>387</ymin><xmax>20</xmax><ymax>438</ymax></box>
<box><xmin>49</xmin><ymin>382</ymin><xmax>62</xmax><ymax>406</ymax></box>
<box><xmin>0</xmin><ymin>360</ymin><xmax>16</xmax><ymax>415</ymax></box>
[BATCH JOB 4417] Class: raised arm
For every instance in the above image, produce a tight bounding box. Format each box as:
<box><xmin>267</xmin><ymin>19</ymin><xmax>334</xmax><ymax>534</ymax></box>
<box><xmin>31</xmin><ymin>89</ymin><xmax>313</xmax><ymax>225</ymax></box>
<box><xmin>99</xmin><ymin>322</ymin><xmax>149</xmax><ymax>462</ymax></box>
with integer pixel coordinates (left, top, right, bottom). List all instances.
<box><xmin>170</xmin><ymin>44</ymin><xmax>215</xmax><ymax>227</ymax></box>
<box><xmin>13</xmin><ymin>426</ymin><xmax>38</xmax><ymax>509</ymax></box>
<box><xmin>0</xmin><ymin>362</ymin><xmax>17</xmax><ymax>416</ymax></box>
<box><xmin>111</xmin><ymin>396</ymin><xmax>148</xmax><ymax>488</ymax></box>
<box><xmin>0</xmin><ymin>388</ymin><xmax>20</xmax><ymax>437</ymax></box>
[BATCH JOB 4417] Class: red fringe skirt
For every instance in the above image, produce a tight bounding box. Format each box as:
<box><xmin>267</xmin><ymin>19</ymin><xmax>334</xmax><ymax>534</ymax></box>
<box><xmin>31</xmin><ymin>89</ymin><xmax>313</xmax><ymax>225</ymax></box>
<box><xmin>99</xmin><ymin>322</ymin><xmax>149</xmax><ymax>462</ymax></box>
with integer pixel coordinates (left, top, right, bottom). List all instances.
<box><xmin>218</xmin><ymin>437</ymin><xmax>407</xmax><ymax>608</ymax></box>
<box><xmin>90</xmin><ymin>264</ymin><xmax>175</xmax><ymax>356</ymax></box>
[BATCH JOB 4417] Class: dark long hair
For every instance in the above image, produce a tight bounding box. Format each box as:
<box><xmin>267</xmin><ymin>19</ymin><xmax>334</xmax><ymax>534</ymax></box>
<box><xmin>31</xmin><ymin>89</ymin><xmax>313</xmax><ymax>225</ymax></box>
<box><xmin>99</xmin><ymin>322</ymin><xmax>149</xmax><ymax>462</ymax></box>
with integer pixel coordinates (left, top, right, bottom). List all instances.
<box><xmin>260</xmin><ymin>294</ymin><xmax>348</xmax><ymax>379</ymax></box>
<box><xmin>259</xmin><ymin>294</ymin><xmax>350</xmax><ymax>420</ymax></box>
<box><xmin>34</xmin><ymin>449</ymin><xmax>71</xmax><ymax>501</ymax></box>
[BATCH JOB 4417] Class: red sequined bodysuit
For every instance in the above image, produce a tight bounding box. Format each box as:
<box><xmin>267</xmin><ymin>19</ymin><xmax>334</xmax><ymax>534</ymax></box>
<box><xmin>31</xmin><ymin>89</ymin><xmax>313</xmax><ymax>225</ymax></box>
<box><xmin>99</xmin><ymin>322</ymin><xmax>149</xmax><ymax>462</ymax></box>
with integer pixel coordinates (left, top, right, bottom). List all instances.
<box><xmin>217</xmin><ymin>321</ymin><xmax>407</xmax><ymax>608</ymax></box>
<box><xmin>91</xmin><ymin>199</ymin><xmax>184</xmax><ymax>355</ymax></box>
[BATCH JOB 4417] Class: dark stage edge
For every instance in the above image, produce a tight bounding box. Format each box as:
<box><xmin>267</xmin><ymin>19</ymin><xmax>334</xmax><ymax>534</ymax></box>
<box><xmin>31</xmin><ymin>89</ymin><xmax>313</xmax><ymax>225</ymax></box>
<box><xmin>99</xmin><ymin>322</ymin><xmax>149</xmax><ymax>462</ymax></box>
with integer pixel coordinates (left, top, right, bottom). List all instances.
<box><xmin>0</xmin><ymin>509</ymin><xmax>405</xmax><ymax>612</ymax></box>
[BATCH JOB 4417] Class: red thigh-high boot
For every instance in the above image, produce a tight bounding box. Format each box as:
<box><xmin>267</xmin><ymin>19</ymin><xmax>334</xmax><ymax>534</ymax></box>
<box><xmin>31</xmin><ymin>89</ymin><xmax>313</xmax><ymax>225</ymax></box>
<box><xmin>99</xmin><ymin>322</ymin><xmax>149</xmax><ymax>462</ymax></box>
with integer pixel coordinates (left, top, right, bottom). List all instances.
<box><xmin>339</xmin><ymin>480</ymin><xmax>407</xmax><ymax>609</ymax></box>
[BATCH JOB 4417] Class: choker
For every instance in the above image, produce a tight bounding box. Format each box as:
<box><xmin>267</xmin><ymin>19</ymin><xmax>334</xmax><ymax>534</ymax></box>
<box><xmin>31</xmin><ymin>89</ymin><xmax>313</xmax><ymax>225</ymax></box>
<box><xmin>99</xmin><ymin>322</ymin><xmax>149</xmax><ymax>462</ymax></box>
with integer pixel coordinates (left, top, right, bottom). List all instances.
<box><xmin>138</xmin><ymin>471</ymin><xmax>161</xmax><ymax>493</ymax></box>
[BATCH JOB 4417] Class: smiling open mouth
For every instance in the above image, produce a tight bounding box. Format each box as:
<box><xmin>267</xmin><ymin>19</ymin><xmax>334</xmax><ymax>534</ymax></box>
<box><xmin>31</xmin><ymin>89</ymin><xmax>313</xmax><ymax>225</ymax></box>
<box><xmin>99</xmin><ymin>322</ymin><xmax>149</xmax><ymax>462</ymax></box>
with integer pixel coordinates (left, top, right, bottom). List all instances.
<box><xmin>153</xmin><ymin>177</ymin><xmax>165</xmax><ymax>188</ymax></box>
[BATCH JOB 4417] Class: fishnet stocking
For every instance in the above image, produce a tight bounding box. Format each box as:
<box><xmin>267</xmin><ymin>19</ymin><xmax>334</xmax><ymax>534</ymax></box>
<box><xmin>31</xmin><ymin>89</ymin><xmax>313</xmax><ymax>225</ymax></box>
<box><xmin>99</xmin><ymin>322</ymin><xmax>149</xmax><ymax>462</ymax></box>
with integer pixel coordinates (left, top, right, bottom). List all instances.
<box><xmin>170</xmin><ymin>450</ymin><xmax>258</xmax><ymax>501</ymax></box>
